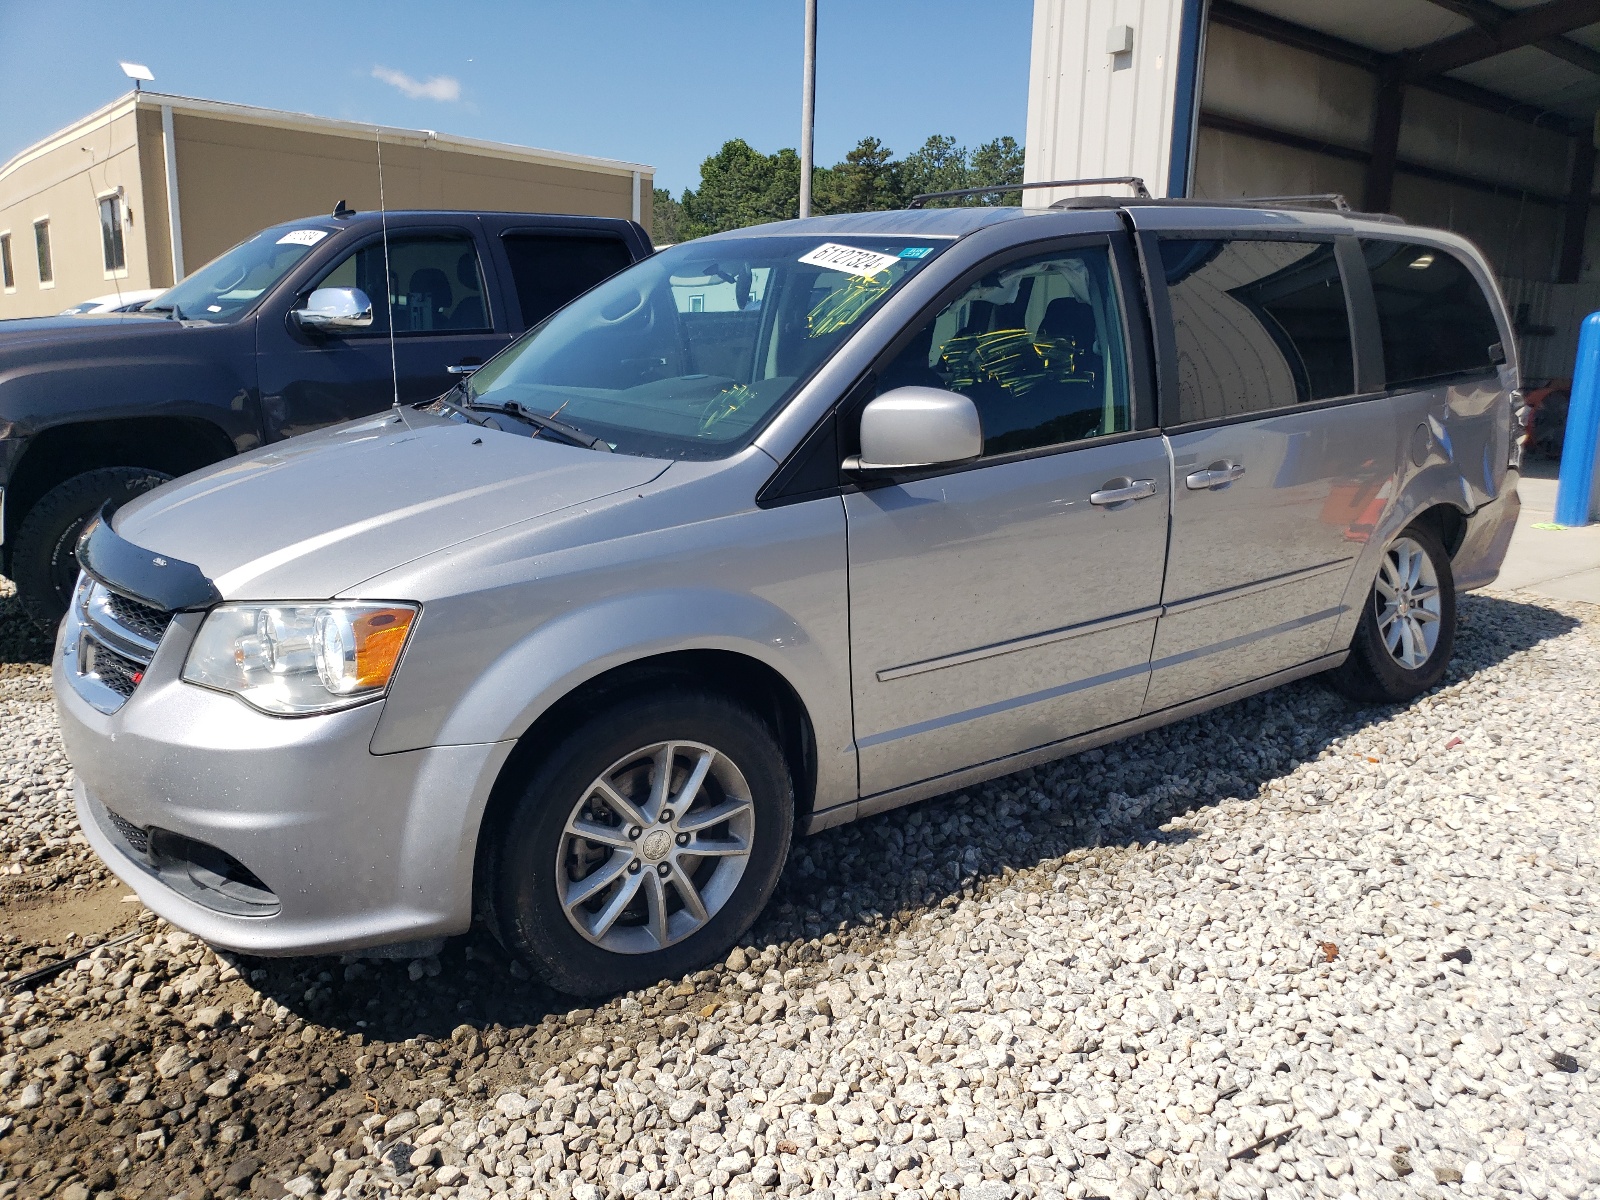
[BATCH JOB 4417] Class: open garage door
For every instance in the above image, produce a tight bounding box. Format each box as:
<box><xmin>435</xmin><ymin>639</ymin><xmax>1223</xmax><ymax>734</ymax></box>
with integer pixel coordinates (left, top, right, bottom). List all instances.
<box><xmin>1026</xmin><ymin>0</ymin><xmax>1600</xmax><ymax>384</ymax></box>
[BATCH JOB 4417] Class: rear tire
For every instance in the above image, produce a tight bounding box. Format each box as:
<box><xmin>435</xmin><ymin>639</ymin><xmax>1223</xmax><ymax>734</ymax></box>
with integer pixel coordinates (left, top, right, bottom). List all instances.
<box><xmin>11</xmin><ymin>467</ymin><xmax>171</xmax><ymax>626</ymax></box>
<box><xmin>1326</xmin><ymin>521</ymin><xmax>1456</xmax><ymax>704</ymax></box>
<box><xmin>489</xmin><ymin>689</ymin><xmax>793</xmax><ymax>997</ymax></box>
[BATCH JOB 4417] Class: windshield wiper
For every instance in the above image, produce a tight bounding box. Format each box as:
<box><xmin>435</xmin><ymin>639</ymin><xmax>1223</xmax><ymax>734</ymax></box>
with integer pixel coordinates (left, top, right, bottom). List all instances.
<box><xmin>469</xmin><ymin>400</ymin><xmax>612</xmax><ymax>452</ymax></box>
<box><xmin>425</xmin><ymin>388</ymin><xmax>611</xmax><ymax>452</ymax></box>
<box><xmin>142</xmin><ymin>303</ymin><xmax>185</xmax><ymax>320</ymax></box>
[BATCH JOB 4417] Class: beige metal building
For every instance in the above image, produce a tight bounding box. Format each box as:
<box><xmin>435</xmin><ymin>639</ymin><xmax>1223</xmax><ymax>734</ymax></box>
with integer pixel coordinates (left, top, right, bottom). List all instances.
<box><xmin>1026</xmin><ymin>0</ymin><xmax>1600</xmax><ymax>381</ymax></box>
<box><xmin>0</xmin><ymin>90</ymin><xmax>654</xmax><ymax>319</ymax></box>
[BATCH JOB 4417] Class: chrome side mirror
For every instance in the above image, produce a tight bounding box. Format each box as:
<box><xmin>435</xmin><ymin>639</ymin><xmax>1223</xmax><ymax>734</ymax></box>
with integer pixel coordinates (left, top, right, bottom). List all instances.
<box><xmin>293</xmin><ymin>287</ymin><xmax>373</xmax><ymax>332</ymax></box>
<box><xmin>843</xmin><ymin>387</ymin><xmax>984</xmax><ymax>473</ymax></box>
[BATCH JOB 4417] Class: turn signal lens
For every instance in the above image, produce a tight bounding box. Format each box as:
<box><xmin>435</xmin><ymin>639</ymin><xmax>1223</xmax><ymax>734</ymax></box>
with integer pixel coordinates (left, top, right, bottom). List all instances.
<box><xmin>183</xmin><ymin>601</ymin><xmax>419</xmax><ymax>715</ymax></box>
<box><xmin>313</xmin><ymin>607</ymin><xmax>415</xmax><ymax>694</ymax></box>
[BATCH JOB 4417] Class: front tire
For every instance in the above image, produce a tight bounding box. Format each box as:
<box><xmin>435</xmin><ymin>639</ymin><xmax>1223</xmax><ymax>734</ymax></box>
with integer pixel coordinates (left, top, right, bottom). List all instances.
<box><xmin>489</xmin><ymin>689</ymin><xmax>793</xmax><ymax>996</ymax></box>
<box><xmin>1327</xmin><ymin>521</ymin><xmax>1456</xmax><ymax>703</ymax></box>
<box><xmin>10</xmin><ymin>467</ymin><xmax>171</xmax><ymax>626</ymax></box>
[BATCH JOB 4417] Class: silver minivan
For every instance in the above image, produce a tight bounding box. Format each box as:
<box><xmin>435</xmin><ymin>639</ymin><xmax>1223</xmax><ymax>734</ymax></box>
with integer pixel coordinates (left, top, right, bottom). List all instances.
<box><xmin>55</xmin><ymin>198</ymin><xmax>1522</xmax><ymax>994</ymax></box>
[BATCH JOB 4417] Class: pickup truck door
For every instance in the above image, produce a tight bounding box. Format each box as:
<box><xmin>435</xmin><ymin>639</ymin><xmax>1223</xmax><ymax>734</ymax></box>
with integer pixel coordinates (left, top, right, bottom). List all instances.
<box><xmin>255</xmin><ymin>220</ymin><xmax>514</xmax><ymax>440</ymax></box>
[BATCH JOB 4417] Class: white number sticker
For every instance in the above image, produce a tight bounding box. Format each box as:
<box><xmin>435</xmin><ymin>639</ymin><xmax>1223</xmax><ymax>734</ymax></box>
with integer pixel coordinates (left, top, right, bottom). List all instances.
<box><xmin>276</xmin><ymin>229</ymin><xmax>329</xmax><ymax>247</ymax></box>
<box><xmin>798</xmin><ymin>242</ymin><xmax>901</xmax><ymax>280</ymax></box>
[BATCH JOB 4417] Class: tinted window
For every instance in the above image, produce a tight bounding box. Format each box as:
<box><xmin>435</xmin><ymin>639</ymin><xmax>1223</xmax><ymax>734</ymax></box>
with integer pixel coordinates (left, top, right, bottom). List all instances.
<box><xmin>1362</xmin><ymin>240</ymin><xmax>1501</xmax><ymax>388</ymax></box>
<box><xmin>878</xmin><ymin>245</ymin><xmax>1131</xmax><ymax>456</ymax></box>
<box><xmin>34</xmin><ymin>220</ymin><xmax>51</xmax><ymax>284</ymax></box>
<box><xmin>501</xmin><ymin>234</ymin><xmax>635</xmax><ymax>328</ymax></box>
<box><xmin>1161</xmin><ymin>238</ymin><xmax>1354</xmax><ymax>423</ymax></box>
<box><xmin>1</xmin><ymin>234</ymin><xmax>12</xmax><ymax>289</ymax></box>
<box><xmin>319</xmin><ymin>234</ymin><xmax>489</xmax><ymax>334</ymax></box>
<box><xmin>99</xmin><ymin>195</ymin><xmax>125</xmax><ymax>272</ymax></box>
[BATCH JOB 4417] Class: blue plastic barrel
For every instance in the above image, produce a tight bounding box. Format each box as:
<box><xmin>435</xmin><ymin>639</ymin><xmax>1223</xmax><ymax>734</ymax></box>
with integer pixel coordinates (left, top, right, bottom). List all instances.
<box><xmin>1555</xmin><ymin>311</ymin><xmax>1600</xmax><ymax>527</ymax></box>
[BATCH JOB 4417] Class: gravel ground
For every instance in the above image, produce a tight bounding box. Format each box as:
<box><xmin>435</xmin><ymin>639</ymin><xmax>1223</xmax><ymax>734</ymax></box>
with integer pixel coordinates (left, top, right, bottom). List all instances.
<box><xmin>0</xmin><ymin>576</ymin><xmax>1596</xmax><ymax>1200</ymax></box>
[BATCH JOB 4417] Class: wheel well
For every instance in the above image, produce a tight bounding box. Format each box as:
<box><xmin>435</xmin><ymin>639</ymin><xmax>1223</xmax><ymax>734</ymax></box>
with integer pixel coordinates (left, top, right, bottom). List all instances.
<box><xmin>4</xmin><ymin>418</ymin><xmax>235</xmax><ymax>554</ymax></box>
<box><xmin>472</xmin><ymin>650</ymin><xmax>819</xmax><ymax>910</ymax></box>
<box><xmin>1408</xmin><ymin>503</ymin><xmax>1468</xmax><ymax>559</ymax></box>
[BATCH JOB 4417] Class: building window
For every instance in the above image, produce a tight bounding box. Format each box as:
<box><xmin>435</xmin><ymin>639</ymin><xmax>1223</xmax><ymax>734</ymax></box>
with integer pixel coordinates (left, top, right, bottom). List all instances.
<box><xmin>99</xmin><ymin>194</ymin><xmax>126</xmax><ymax>273</ymax></box>
<box><xmin>34</xmin><ymin>220</ymin><xmax>52</xmax><ymax>287</ymax></box>
<box><xmin>1</xmin><ymin>233</ymin><xmax>13</xmax><ymax>291</ymax></box>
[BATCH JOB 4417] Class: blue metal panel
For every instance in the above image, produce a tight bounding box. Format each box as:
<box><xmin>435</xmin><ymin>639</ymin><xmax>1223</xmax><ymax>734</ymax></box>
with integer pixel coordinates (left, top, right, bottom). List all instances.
<box><xmin>1166</xmin><ymin>0</ymin><xmax>1210</xmax><ymax>198</ymax></box>
<box><xmin>1555</xmin><ymin>311</ymin><xmax>1600</xmax><ymax>527</ymax></box>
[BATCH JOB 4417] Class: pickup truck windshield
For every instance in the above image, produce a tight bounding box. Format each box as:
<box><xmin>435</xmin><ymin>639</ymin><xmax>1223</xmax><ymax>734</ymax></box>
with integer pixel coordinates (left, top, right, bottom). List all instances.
<box><xmin>465</xmin><ymin>235</ymin><xmax>948</xmax><ymax>459</ymax></box>
<box><xmin>146</xmin><ymin>225</ymin><xmax>331</xmax><ymax>324</ymax></box>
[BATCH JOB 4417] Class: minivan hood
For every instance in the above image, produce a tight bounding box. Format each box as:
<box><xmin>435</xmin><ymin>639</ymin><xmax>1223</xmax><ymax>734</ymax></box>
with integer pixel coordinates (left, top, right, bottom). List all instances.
<box><xmin>112</xmin><ymin>412</ymin><xmax>670</xmax><ymax>601</ymax></box>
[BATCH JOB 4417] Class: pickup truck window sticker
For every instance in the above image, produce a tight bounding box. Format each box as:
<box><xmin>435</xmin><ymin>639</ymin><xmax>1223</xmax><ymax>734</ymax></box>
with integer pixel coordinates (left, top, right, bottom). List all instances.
<box><xmin>276</xmin><ymin>229</ymin><xmax>330</xmax><ymax>247</ymax></box>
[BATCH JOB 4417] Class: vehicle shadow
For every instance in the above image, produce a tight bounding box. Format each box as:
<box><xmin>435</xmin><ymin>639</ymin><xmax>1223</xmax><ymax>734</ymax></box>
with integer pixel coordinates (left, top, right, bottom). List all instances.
<box><xmin>236</xmin><ymin>590</ymin><xmax>1578</xmax><ymax>1051</ymax></box>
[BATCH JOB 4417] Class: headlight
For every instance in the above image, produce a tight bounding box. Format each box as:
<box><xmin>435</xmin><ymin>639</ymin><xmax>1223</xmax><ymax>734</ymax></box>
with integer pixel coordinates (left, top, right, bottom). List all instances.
<box><xmin>181</xmin><ymin>601</ymin><xmax>418</xmax><ymax>715</ymax></box>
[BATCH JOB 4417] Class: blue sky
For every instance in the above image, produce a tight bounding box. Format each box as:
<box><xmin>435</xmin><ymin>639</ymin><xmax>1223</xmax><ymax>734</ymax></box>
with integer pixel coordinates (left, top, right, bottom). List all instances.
<box><xmin>0</xmin><ymin>1</ymin><xmax>1033</xmax><ymax>195</ymax></box>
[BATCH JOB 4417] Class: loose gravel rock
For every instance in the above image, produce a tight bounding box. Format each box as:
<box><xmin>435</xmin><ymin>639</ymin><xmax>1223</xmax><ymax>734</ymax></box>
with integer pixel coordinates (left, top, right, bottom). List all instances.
<box><xmin>1</xmin><ymin>574</ymin><xmax>1596</xmax><ymax>1200</ymax></box>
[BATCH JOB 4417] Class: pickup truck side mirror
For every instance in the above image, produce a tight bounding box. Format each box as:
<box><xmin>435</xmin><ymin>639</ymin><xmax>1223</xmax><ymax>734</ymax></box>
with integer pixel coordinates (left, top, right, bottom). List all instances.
<box><xmin>842</xmin><ymin>386</ymin><xmax>984</xmax><ymax>475</ymax></box>
<box><xmin>293</xmin><ymin>287</ymin><xmax>374</xmax><ymax>333</ymax></box>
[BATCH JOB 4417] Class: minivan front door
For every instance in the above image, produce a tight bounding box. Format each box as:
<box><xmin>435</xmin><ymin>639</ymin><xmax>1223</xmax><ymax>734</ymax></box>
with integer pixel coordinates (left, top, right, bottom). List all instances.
<box><xmin>843</xmin><ymin>239</ymin><xmax>1170</xmax><ymax>799</ymax></box>
<box><xmin>1138</xmin><ymin>231</ymin><xmax>1398</xmax><ymax>712</ymax></box>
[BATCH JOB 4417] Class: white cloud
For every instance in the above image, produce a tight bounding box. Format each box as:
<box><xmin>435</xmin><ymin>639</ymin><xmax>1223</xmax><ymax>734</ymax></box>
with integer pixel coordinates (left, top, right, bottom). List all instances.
<box><xmin>371</xmin><ymin>65</ymin><xmax>461</xmax><ymax>102</ymax></box>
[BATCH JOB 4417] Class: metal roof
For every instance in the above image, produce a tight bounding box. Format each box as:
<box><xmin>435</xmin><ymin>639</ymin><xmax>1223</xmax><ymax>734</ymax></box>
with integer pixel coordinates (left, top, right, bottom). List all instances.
<box><xmin>1233</xmin><ymin>0</ymin><xmax>1600</xmax><ymax>122</ymax></box>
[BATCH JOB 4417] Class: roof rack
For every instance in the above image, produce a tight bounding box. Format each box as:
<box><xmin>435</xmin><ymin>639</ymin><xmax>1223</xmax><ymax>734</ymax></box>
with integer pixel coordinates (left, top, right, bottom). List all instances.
<box><xmin>1047</xmin><ymin>191</ymin><xmax>1406</xmax><ymax>223</ymax></box>
<box><xmin>907</xmin><ymin>176</ymin><xmax>1151</xmax><ymax>208</ymax></box>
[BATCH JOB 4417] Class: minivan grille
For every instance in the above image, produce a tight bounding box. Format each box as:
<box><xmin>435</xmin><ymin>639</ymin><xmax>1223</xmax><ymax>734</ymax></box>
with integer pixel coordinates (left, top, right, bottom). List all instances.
<box><xmin>83</xmin><ymin>638</ymin><xmax>144</xmax><ymax>698</ymax></box>
<box><xmin>106</xmin><ymin>809</ymin><xmax>150</xmax><ymax>856</ymax></box>
<box><xmin>73</xmin><ymin>579</ymin><xmax>175</xmax><ymax>711</ymax></box>
<box><xmin>104</xmin><ymin>591</ymin><xmax>173</xmax><ymax>644</ymax></box>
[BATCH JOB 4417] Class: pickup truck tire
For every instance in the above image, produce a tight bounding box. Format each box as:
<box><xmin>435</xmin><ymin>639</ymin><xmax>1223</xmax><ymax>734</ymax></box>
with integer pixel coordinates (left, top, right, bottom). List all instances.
<box><xmin>489</xmin><ymin>689</ymin><xmax>793</xmax><ymax>996</ymax></box>
<box><xmin>11</xmin><ymin>466</ymin><xmax>171</xmax><ymax>626</ymax></box>
<box><xmin>1327</xmin><ymin>521</ymin><xmax>1456</xmax><ymax>704</ymax></box>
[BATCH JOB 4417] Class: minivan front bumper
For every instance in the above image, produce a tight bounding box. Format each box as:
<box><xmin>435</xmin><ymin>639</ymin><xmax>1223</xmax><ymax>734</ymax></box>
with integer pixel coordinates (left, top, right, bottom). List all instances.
<box><xmin>57</xmin><ymin>617</ymin><xmax>514</xmax><ymax>957</ymax></box>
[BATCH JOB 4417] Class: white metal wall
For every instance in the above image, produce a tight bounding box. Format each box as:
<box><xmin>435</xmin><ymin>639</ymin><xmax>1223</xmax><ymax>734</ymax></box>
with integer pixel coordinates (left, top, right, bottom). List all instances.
<box><xmin>1024</xmin><ymin>0</ymin><xmax>1198</xmax><ymax>202</ymax></box>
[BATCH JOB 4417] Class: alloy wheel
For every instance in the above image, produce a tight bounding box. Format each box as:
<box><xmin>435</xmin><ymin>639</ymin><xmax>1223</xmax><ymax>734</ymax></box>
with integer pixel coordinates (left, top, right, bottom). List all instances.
<box><xmin>556</xmin><ymin>740</ymin><xmax>755</xmax><ymax>954</ymax></box>
<box><xmin>1374</xmin><ymin>535</ymin><xmax>1443</xmax><ymax>670</ymax></box>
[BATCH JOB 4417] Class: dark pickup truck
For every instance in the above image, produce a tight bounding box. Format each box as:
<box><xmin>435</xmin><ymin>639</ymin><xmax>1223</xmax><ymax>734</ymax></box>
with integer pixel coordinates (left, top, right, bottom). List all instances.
<box><xmin>0</xmin><ymin>207</ymin><xmax>653</xmax><ymax>621</ymax></box>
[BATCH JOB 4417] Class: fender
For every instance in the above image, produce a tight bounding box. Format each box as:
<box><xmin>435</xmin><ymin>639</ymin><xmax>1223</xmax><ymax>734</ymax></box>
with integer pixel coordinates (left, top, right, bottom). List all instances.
<box><xmin>1324</xmin><ymin>460</ymin><xmax>1485</xmax><ymax>654</ymax></box>
<box><xmin>0</xmin><ymin>319</ymin><xmax>262</xmax><ymax>455</ymax></box>
<box><xmin>432</xmin><ymin>587</ymin><xmax>829</xmax><ymax>745</ymax></box>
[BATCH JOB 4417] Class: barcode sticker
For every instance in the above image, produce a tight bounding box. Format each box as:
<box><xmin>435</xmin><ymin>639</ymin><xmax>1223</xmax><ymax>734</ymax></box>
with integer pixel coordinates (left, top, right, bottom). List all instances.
<box><xmin>798</xmin><ymin>243</ymin><xmax>901</xmax><ymax>280</ymax></box>
<box><xmin>276</xmin><ymin>229</ymin><xmax>329</xmax><ymax>246</ymax></box>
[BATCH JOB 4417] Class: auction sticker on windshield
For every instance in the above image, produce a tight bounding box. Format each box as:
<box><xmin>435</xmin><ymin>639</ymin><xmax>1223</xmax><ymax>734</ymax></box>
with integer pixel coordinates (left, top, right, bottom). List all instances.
<box><xmin>276</xmin><ymin>229</ymin><xmax>329</xmax><ymax>247</ymax></box>
<box><xmin>799</xmin><ymin>243</ymin><xmax>902</xmax><ymax>280</ymax></box>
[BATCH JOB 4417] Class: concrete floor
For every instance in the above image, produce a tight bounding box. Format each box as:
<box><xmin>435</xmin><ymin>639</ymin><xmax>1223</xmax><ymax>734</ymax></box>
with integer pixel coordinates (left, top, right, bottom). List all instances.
<box><xmin>1493</xmin><ymin>458</ymin><xmax>1600</xmax><ymax>603</ymax></box>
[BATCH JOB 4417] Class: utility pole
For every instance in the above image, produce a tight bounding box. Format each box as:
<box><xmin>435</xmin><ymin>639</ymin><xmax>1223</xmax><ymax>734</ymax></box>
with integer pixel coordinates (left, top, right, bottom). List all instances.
<box><xmin>799</xmin><ymin>0</ymin><xmax>817</xmax><ymax>218</ymax></box>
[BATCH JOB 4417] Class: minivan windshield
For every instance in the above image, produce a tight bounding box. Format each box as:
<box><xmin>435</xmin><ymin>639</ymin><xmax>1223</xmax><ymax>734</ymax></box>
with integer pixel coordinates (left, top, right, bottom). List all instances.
<box><xmin>464</xmin><ymin>235</ymin><xmax>948</xmax><ymax>458</ymax></box>
<box><xmin>145</xmin><ymin>223</ymin><xmax>334</xmax><ymax>323</ymax></box>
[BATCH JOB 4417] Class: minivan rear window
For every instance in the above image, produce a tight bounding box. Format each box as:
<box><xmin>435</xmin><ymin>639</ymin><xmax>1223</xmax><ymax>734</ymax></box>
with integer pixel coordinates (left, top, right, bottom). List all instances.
<box><xmin>1361</xmin><ymin>240</ymin><xmax>1502</xmax><ymax>389</ymax></box>
<box><xmin>1160</xmin><ymin>238</ymin><xmax>1355</xmax><ymax>423</ymax></box>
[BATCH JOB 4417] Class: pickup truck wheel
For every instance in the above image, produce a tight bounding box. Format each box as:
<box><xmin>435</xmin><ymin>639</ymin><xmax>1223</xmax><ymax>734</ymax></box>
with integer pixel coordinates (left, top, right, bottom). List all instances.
<box><xmin>490</xmin><ymin>690</ymin><xmax>793</xmax><ymax>996</ymax></box>
<box><xmin>10</xmin><ymin>467</ymin><xmax>171</xmax><ymax>626</ymax></box>
<box><xmin>1327</xmin><ymin>522</ymin><xmax>1456</xmax><ymax>704</ymax></box>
